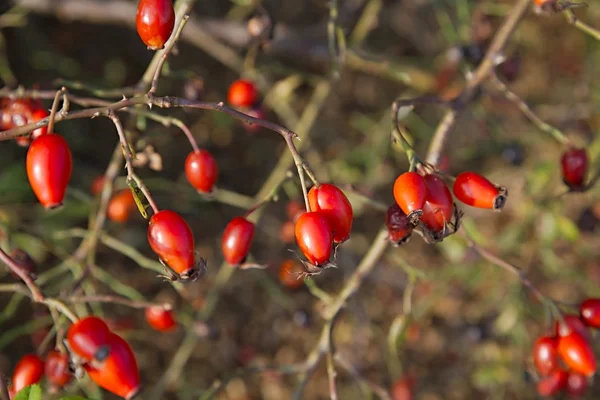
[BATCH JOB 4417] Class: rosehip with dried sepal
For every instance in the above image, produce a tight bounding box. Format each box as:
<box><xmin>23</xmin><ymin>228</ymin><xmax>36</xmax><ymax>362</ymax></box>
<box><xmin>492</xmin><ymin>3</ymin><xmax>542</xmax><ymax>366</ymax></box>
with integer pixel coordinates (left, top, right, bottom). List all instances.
<box><xmin>453</xmin><ymin>172</ymin><xmax>507</xmax><ymax>210</ymax></box>
<box><xmin>136</xmin><ymin>0</ymin><xmax>175</xmax><ymax>50</ymax></box>
<box><xmin>295</xmin><ymin>211</ymin><xmax>333</xmax><ymax>266</ymax></box>
<box><xmin>561</xmin><ymin>148</ymin><xmax>588</xmax><ymax>191</ymax></box>
<box><xmin>393</xmin><ymin>172</ymin><xmax>426</xmax><ymax>222</ymax></box>
<box><xmin>308</xmin><ymin>183</ymin><xmax>353</xmax><ymax>243</ymax></box>
<box><xmin>386</xmin><ymin>204</ymin><xmax>413</xmax><ymax>246</ymax></box>
<box><xmin>185</xmin><ymin>149</ymin><xmax>218</xmax><ymax>193</ymax></box>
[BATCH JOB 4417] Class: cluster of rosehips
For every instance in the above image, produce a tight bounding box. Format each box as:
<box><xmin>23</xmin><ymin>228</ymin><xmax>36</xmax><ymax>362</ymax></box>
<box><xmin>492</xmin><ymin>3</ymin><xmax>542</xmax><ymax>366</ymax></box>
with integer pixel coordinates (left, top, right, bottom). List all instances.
<box><xmin>0</xmin><ymin>98</ymin><xmax>49</xmax><ymax>147</ymax></box>
<box><xmin>532</xmin><ymin>299</ymin><xmax>600</xmax><ymax>397</ymax></box>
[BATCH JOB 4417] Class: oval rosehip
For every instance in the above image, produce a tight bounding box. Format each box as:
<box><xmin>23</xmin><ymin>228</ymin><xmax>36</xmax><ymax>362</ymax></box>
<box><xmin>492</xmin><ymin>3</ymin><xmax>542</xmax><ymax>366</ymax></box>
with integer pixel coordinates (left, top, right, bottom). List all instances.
<box><xmin>278</xmin><ymin>259</ymin><xmax>304</xmax><ymax>290</ymax></box>
<box><xmin>580</xmin><ymin>298</ymin><xmax>600</xmax><ymax>328</ymax></box>
<box><xmin>453</xmin><ymin>172</ymin><xmax>506</xmax><ymax>210</ymax></box>
<box><xmin>561</xmin><ymin>148</ymin><xmax>588</xmax><ymax>191</ymax></box>
<box><xmin>537</xmin><ymin>368</ymin><xmax>568</xmax><ymax>397</ymax></box>
<box><xmin>26</xmin><ymin>133</ymin><xmax>73</xmax><ymax>209</ymax></box>
<box><xmin>386</xmin><ymin>204</ymin><xmax>412</xmax><ymax>245</ymax></box>
<box><xmin>421</xmin><ymin>174</ymin><xmax>454</xmax><ymax>233</ymax></box>
<box><xmin>533</xmin><ymin>335</ymin><xmax>559</xmax><ymax>376</ymax></box>
<box><xmin>145</xmin><ymin>306</ymin><xmax>177</xmax><ymax>332</ymax></box>
<box><xmin>227</xmin><ymin>79</ymin><xmax>259</xmax><ymax>108</ymax></box>
<box><xmin>136</xmin><ymin>0</ymin><xmax>175</xmax><ymax>50</ymax></box>
<box><xmin>12</xmin><ymin>354</ymin><xmax>44</xmax><ymax>394</ymax></box>
<box><xmin>558</xmin><ymin>330</ymin><xmax>597</xmax><ymax>377</ymax></box>
<box><xmin>45</xmin><ymin>350</ymin><xmax>72</xmax><ymax>387</ymax></box>
<box><xmin>393</xmin><ymin>172</ymin><xmax>426</xmax><ymax>220</ymax></box>
<box><xmin>30</xmin><ymin>108</ymin><xmax>49</xmax><ymax>140</ymax></box>
<box><xmin>308</xmin><ymin>183</ymin><xmax>353</xmax><ymax>243</ymax></box>
<box><xmin>107</xmin><ymin>190</ymin><xmax>136</xmax><ymax>223</ymax></box>
<box><xmin>67</xmin><ymin>316</ymin><xmax>111</xmax><ymax>362</ymax></box>
<box><xmin>185</xmin><ymin>149</ymin><xmax>218</xmax><ymax>193</ymax></box>
<box><xmin>221</xmin><ymin>217</ymin><xmax>255</xmax><ymax>265</ymax></box>
<box><xmin>295</xmin><ymin>211</ymin><xmax>333</xmax><ymax>266</ymax></box>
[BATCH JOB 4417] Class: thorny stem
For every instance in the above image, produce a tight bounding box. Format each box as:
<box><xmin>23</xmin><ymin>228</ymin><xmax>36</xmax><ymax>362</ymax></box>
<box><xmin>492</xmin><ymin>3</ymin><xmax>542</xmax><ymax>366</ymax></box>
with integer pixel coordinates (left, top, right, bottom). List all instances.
<box><xmin>563</xmin><ymin>8</ymin><xmax>600</xmax><ymax>41</ymax></box>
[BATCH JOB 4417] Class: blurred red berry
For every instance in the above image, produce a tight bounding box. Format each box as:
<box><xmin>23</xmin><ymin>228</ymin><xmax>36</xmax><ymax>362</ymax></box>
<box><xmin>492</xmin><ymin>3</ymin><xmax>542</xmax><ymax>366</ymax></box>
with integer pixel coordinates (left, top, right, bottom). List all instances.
<box><xmin>561</xmin><ymin>148</ymin><xmax>588</xmax><ymax>191</ymax></box>
<box><xmin>227</xmin><ymin>79</ymin><xmax>259</xmax><ymax>108</ymax></box>
<box><xmin>145</xmin><ymin>306</ymin><xmax>177</xmax><ymax>332</ymax></box>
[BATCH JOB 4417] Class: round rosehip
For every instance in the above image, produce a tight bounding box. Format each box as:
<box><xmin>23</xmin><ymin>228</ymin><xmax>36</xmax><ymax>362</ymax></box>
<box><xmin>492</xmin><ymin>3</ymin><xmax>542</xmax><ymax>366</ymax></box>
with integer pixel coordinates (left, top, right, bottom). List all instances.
<box><xmin>12</xmin><ymin>354</ymin><xmax>44</xmax><ymax>393</ymax></box>
<box><xmin>580</xmin><ymin>298</ymin><xmax>600</xmax><ymax>328</ymax></box>
<box><xmin>45</xmin><ymin>350</ymin><xmax>72</xmax><ymax>388</ymax></box>
<box><xmin>295</xmin><ymin>211</ymin><xmax>333</xmax><ymax>266</ymax></box>
<box><xmin>26</xmin><ymin>133</ymin><xmax>72</xmax><ymax>209</ymax></box>
<box><xmin>185</xmin><ymin>149</ymin><xmax>218</xmax><ymax>193</ymax></box>
<box><xmin>566</xmin><ymin>371</ymin><xmax>588</xmax><ymax>396</ymax></box>
<box><xmin>145</xmin><ymin>306</ymin><xmax>177</xmax><ymax>332</ymax></box>
<box><xmin>308</xmin><ymin>183</ymin><xmax>353</xmax><ymax>243</ymax></box>
<box><xmin>558</xmin><ymin>330</ymin><xmax>597</xmax><ymax>376</ymax></box>
<box><xmin>222</xmin><ymin>217</ymin><xmax>255</xmax><ymax>265</ymax></box>
<box><xmin>278</xmin><ymin>259</ymin><xmax>304</xmax><ymax>290</ymax></box>
<box><xmin>537</xmin><ymin>368</ymin><xmax>568</xmax><ymax>397</ymax></box>
<box><xmin>453</xmin><ymin>172</ymin><xmax>506</xmax><ymax>210</ymax></box>
<box><xmin>107</xmin><ymin>190</ymin><xmax>136</xmax><ymax>223</ymax></box>
<box><xmin>84</xmin><ymin>333</ymin><xmax>140</xmax><ymax>400</ymax></box>
<box><xmin>533</xmin><ymin>336</ymin><xmax>559</xmax><ymax>376</ymax></box>
<box><xmin>561</xmin><ymin>148</ymin><xmax>588</xmax><ymax>190</ymax></box>
<box><xmin>136</xmin><ymin>0</ymin><xmax>175</xmax><ymax>50</ymax></box>
<box><xmin>393</xmin><ymin>172</ymin><xmax>426</xmax><ymax>220</ymax></box>
<box><xmin>421</xmin><ymin>174</ymin><xmax>454</xmax><ymax>233</ymax></box>
<box><xmin>386</xmin><ymin>204</ymin><xmax>413</xmax><ymax>245</ymax></box>
<box><xmin>227</xmin><ymin>79</ymin><xmax>259</xmax><ymax>108</ymax></box>
<box><xmin>67</xmin><ymin>316</ymin><xmax>111</xmax><ymax>362</ymax></box>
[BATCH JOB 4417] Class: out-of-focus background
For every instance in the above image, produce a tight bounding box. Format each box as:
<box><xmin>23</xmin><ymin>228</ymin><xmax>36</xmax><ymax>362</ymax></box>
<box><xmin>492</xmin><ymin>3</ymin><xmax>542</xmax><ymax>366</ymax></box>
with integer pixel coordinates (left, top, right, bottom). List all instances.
<box><xmin>0</xmin><ymin>0</ymin><xmax>599</xmax><ymax>399</ymax></box>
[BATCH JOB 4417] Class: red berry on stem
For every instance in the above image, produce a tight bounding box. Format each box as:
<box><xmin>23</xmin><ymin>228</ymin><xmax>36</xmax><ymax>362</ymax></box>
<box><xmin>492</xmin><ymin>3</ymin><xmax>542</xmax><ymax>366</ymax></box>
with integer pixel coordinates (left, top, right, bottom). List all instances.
<box><xmin>295</xmin><ymin>211</ymin><xmax>333</xmax><ymax>266</ymax></box>
<box><xmin>107</xmin><ymin>190</ymin><xmax>136</xmax><ymax>223</ymax></box>
<box><xmin>26</xmin><ymin>133</ymin><xmax>72</xmax><ymax>209</ymax></box>
<box><xmin>12</xmin><ymin>354</ymin><xmax>44</xmax><ymax>394</ymax></box>
<box><xmin>386</xmin><ymin>204</ymin><xmax>413</xmax><ymax>245</ymax></box>
<box><xmin>227</xmin><ymin>79</ymin><xmax>259</xmax><ymax>108</ymax></box>
<box><xmin>580</xmin><ymin>298</ymin><xmax>600</xmax><ymax>328</ymax></box>
<box><xmin>558</xmin><ymin>330</ymin><xmax>597</xmax><ymax>376</ymax></box>
<box><xmin>532</xmin><ymin>336</ymin><xmax>559</xmax><ymax>376</ymax></box>
<box><xmin>453</xmin><ymin>172</ymin><xmax>506</xmax><ymax>210</ymax></box>
<box><xmin>555</xmin><ymin>315</ymin><xmax>590</xmax><ymax>340</ymax></box>
<box><xmin>67</xmin><ymin>316</ymin><xmax>111</xmax><ymax>362</ymax></box>
<box><xmin>145</xmin><ymin>306</ymin><xmax>177</xmax><ymax>332</ymax></box>
<box><xmin>561</xmin><ymin>148</ymin><xmax>588</xmax><ymax>190</ymax></box>
<box><xmin>393</xmin><ymin>172</ymin><xmax>426</xmax><ymax>220</ymax></box>
<box><xmin>566</xmin><ymin>371</ymin><xmax>588</xmax><ymax>397</ymax></box>
<box><xmin>308</xmin><ymin>183</ymin><xmax>353</xmax><ymax>243</ymax></box>
<box><xmin>30</xmin><ymin>108</ymin><xmax>49</xmax><ymax>140</ymax></box>
<box><xmin>185</xmin><ymin>150</ymin><xmax>218</xmax><ymax>193</ymax></box>
<box><xmin>536</xmin><ymin>368</ymin><xmax>568</xmax><ymax>397</ymax></box>
<box><xmin>421</xmin><ymin>174</ymin><xmax>454</xmax><ymax>233</ymax></box>
<box><xmin>136</xmin><ymin>0</ymin><xmax>175</xmax><ymax>50</ymax></box>
<box><xmin>45</xmin><ymin>350</ymin><xmax>72</xmax><ymax>387</ymax></box>
<box><xmin>221</xmin><ymin>217</ymin><xmax>255</xmax><ymax>265</ymax></box>
<box><xmin>278</xmin><ymin>259</ymin><xmax>304</xmax><ymax>290</ymax></box>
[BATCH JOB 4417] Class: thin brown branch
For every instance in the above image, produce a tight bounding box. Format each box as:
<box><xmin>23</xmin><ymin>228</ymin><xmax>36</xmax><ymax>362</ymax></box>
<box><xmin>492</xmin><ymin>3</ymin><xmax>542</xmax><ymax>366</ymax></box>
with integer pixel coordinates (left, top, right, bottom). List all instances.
<box><xmin>0</xmin><ymin>247</ymin><xmax>44</xmax><ymax>302</ymax></box>
<box><xmin>65</xmin><ymin>295</ymin><xmax>171</xmax><ymax>310</ymax></box>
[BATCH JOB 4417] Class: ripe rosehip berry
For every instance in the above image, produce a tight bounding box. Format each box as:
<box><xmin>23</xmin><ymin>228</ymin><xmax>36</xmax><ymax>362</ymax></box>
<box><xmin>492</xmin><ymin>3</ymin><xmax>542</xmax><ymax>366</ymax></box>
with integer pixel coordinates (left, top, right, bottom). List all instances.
<box><xmin>295</xmin><ymin>211</ymin><xmax>333</xmax><ymax>266</ymax></box>
<box><xmin>391</xmin><ymin>375</ymin><xmax>414</xmax><ymax>400</ymax></box>
<box><xmin>185</xmin><ymin>149</ymin><xmax>218</xmax><ymax>193</ymax></box>
<box><xmin>29</xmin><ymin>108</ymin><xmax>49</xmax><ymax>140</ymax></box>
<box><xmin>135</xmin><ymin>0</ymin><xmax>175</xmax><ymax>50</ymax></box>
<box><xmin>566</xmin><ymin>371</ymin><xmax>588</xmax><ymax>396</ymax></box>
<box><xmin>227</xmin><ymin>79</ymin><xmax>259</xmax><ymax>108</ymax></box>
<box><xmin>393</xmin><ymin>172</ymin><xmax>427</xmax><ymax>220</ymax></box>
<box><xmin>561</xmin><ymin>148</ymin><xmax>588</xmax><ymax>191</ymax></box>
<box><xmin>148</xmin><ymin>210</ymin><xmax>200</xmax><ymax>281</ymax></box>
<box><xmin>386</xmin><ymin>204</ymin><xmax>413</xmax><ymax>245</ymax></box>
<box><xmin>558</xmin><ymin>330</ymin><xmax>597</xmax><ymax>376</ymax></box>
<box><xmin>84</xmin><ymin>333</ymin><xmax>140</xmax><ymax>400</ymax></box>
<box><xmin>67</xmin><ymin>316</ymin><xmax>111</xmax><ymax>362</ymax></box>
<box><xmin>107</xmin><ymin>190</ymin><xmax>136</xmax><ymax>223</ymax></box>
<box><xmin>555</xmin><ymin>315</ymin><xmax>590</xmax><ymax>340</ymax></box>
<box><xmin>278</xmin><ymin>259</ymin><xmax>304</xmax><ymax>290</ymax></box>
<box><xmin>533</xmin><ymin>336</ymin><xmax>559</xmax><ymax>376</ymax></box>
<box><xmin>580</xmin><ymin>298</ymin><xmax>600</xmax><ymax>328</ymax></box>
<box><xmin>91</xmin><ymin>175</ymin><xmax>106</xmax><ymax>196</ymax></box>
<box><xmin>222</xmin><ymin>217</ymin><xmax>255</xmax><ymax>265</ymax></box>
<box><xmin>9</xmin><ymin>248</ymin><xmax>37</xmax><ymax>280</ymax></box>
<box><xmin>308</xmin><ymin>184</ymin><xmax>353</xmax><ymax>243</ymax></box>
<box><xmin>12</xmin><ymin>354</ymin><xmax>44</xmax><ymax>393</ymax></box>
<box><xmin>536</xmin><ymin>368</ymin><xmax>568</xmax><ymax>397</ymax></box>
<box><xmin>421</xmin><ymin>174</ymin><xmax>454</xmax><ymax>233</ymax></box>
<box><xmin>145</xmin><ymin>306</ymin><xmax>177</xmax><ymax>332</ymax></box>
<box><xmin>45</xmin><ymin>350</ymin><xmax>72</xmax><ymax>388</ymax></box>
<box><xmin>453</xmin><ymin>172</ymin><xmax>506</xmax><ymax>210</ymax></box>
<box><xmin>26</xmin><ymin>133</ymin><xmax>72</xmax><ymax>209</ymax></box>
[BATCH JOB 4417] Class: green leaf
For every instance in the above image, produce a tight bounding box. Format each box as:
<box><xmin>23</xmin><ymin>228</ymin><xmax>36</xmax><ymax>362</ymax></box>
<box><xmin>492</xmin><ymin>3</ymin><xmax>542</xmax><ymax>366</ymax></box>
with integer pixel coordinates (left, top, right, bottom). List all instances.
<box><xmin>127</xmin><ymin>180</ymin><xmax>149</xmax><ymax>219</ymax></box>
<box><xmin>13</xmin><ymin>384</ymin><xmax>42</xmax><ymax>400</ymax></box>
<box><xmin>556</xmin><ymin>214</ymin><xmax>580</xmax><ymax>242</ymax></box>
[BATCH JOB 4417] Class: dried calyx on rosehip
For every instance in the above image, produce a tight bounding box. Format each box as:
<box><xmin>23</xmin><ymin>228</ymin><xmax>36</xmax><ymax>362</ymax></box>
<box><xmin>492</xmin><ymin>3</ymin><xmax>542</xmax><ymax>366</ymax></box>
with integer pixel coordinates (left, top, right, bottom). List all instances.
<box><xmin>386</xmin><ymin>204</ymin><xmax>413</xmax><ymax>246</ymax></box>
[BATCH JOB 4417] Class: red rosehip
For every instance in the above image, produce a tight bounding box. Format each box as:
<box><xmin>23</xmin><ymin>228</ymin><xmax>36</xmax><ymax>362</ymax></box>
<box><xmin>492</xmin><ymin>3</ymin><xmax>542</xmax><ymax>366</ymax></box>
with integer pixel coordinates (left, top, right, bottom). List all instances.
<box><xmin>12</xmin><ymin>354</ymin><xmax>44</xmax><ymax>394</ymax></box>
<box><xmin>221</xmin><ymin>217</ymin><xmax>255</xmax><ymax>265</ymax></box>
<box><xmin>537</xmin><ymin>368</ymin><xmax>568</xmax><ymax>397</ymax></box>
<box><xmin>26</xmin><ymin>133</ymin><xmax>72</xmax><ymax>209</ymax></box>
<box><xmin>580</xmin><ymin>298</ymin><xmax>600</xmax><ymax>328</ymax></box>
<box><xmin>421</xmin><ymin>174</ymin><xmax>454</xmax><ymax>233</ymax></box>
<box><xmin>286</xmin><ymin>200</ymin><xmax>305</xmax><ymax>222</ymax></box>
<box><xmin>91</xmin><ymin>175</ymin><xmax>106</xmax><ymax>196</ymax></box>
<box><xmin>393</xmin><ymin>172</ymin><xmax>426</xmax><ymax>219</ymax></box>
<box><xmin>84</xmin><ymin>333</ymin><xmax>140</xmax><ymax>400</ymax></box>
<box><xmin>555</xmin><ymin>315</ymin><xmax>590</xmax><ymax>340</ymax></box>
<box><xmin>278</xmin><ymin>259</ymin><xmax>304</xmax><ymax>290</ymax></box>
<box><xmin>148</xmin><ymin>210</ymin><xmax>199</xmax><ymax>281</ymax></box>
<box><xmin>561</xmin><ymin>148</ymin><xmax>588</xmax><ymax>190</ymax></box>
<box><xmin>386</xmin><ymin>204</ymin><xmax>413</xmax><ymax>245</ymax></box>
<box><xmin>185</xmin><ymin>149</ymin><xmax>218</xmax><ymax>193</ymax></box>
<box><xmin>145</xmin><ymin>306</ymin><xmax>177</xmax><ymax>332</ymax></box>
<box><xmin>30</xmin><ymin>108</ymin><xmax>49</xmax><ymax>140</ymax></box>
<box><xmin>308</xmin><ymin>183</ymin><xmax>353</xmax><ymax>243</ymax></box>
<box><xmin>45</xmin><ymin>350</ymin><xmax>72</xmax><ymax>388</ymax></box>
<box><xmin>227</xmin><ymin>79</ymin><xmax>259</xmax><ymax>108</ymax></box>
<box><xmin>295</xmin><ymin>211</ymin><xmax>333</xmax><ymax>266</ymax></box>
<box><xmin>107</xmin><ymin>190</ymin><xmax>136</xmax><ymax>223</ymax></box>
<box><xmin>566</xmin><ymin>371</ymin><xmax>588</xmax><ymax>397</ymax></box>
<box><xmin>533</xmin><ymin>336</ymin><xmax>559</xmax><ymax>376</ymax></box>
<box><xmin>67</xmin><ymin>316</ymin><xmax>111</xmax><ymax>362</ymax></box>
<box><xmin>391</xmin><ymin>375</ymin><xmax>414</xmax><ymax>400</ymax></box>
<box><xmin>558</xmin><ymin>330</ymin><xmax>597</xmax><ymax>377</ymax></box>
<box><xmin>453</xmin><ymin>172</ymin><xmax>506</xmax><ymax>210</ymax></box>
<box><xmin>136</xmin><ymin>0</ymin><xmax>175</xmax><ymax>50</ymax></box>
<box><xmin>241</xmin><ymin>107</ymin><xmax>266</xmax><ymax>133</ymax></box>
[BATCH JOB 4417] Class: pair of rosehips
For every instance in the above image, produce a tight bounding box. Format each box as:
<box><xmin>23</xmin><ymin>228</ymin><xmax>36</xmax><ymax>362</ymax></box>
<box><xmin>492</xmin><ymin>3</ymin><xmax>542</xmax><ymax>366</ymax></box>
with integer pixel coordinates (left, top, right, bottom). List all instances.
<box><xmin>9</xmin><ymin>351</ymin><xmax>71</xmax><ymax>398</ymax></box>
<box><xmin>1</xmin><ymin>98</ymin><xmax>49</xmax><ymax>147</ymax></box>
<box><xmin>136</xmin><ymin>0</ymin><xmax>175</xmax><ymax>50</ymax></box>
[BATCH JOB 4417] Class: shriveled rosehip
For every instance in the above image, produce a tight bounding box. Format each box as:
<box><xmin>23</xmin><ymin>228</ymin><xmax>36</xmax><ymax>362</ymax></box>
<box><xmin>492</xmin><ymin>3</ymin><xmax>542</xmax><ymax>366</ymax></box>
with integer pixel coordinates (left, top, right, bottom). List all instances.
<box><xmin>26</xmin><ymin>133</ymin><xmax>72</xmax><ymax>209</ymax></box>
<box><xmin>9</xmin><ymin>248</ymin><xmax>37</xmax><ymax>280</ymax></box>
<box><xmin>555</xmin><ymin>315</ymin><xmax>590</xmax><ymax>340</ymax></box>
<box><xmin>227</xmin><ymin>79</ymin><xmax>259</xmax><ymax>108</ymax></box>
<box><xmin>453</xmin><ymin>172</ymin><xmax>506</xmax><ymax>210</ymax></box>
<box><xmin>558</xmin><ymin>330</ymin><xmax>597</xmax><ymax>376</ymax></box>
<box><xmin>561</xmin><ymin>148</ymin><xmax>588</xmax><ymax>190</ymax></box>
<box><xmin>537</xmin><ymin>368</ymin><xmax>568</xmax><ymax>397</ymax></box>
<box><xmin>12</xmin><ymin>354</ymin><xmax>44</xmax><ymax>393</ymax></box>
<box><xmin>84</xmin><ymin>333</ymin><xmax>140</xmax><ymax>400</ymax></box>
<box><xmin>278</xmin><ymin>259</ymin><xmax>304</xmax><ymax>290</ymax></box>
<box><xmin>67</xmin><ymin>316</ymin><xmax>111</xmax><ymax>362</ymax></box>
<box><xmin>221</xmin><ymin>217</ymin><xmax>255</xmax><ymax>265</ymax></box>
<box><xmin>533</xmin><ymin>336</ymin><xmax>559</xmax><ymax>376</ymax></box>
<box><xmin>91</xmin><ymin>175</ymin><xmax>106</xmax><ymax>196</ymax></box>
<box><xmin>386</xmin><ymin>204</ymin><xmax>413</xmax><ymax>245</ymax></box>
<box><xmin>145</xmin><ymin>306</ymin><xmax>177</xmax><ymax>332</ymax></box>
<box><xmin>391</xmin><ymin>375</ymin><xmax>415</xmax><ymax>400</ymax></box>
<box><xmin>421</xmin><ymin>174</ymin><xmax>454</xmax><ymax>233</ymax></box>
<box><xmin>308</xmin><ymin>183</ymin><xmax>353</xmax><ymax>243</ymax></box>
<box><xmin>185</xmin><ymin>149</ymin><xmax>218</xmax><ymax>193</ymax></box>
<box><xmin>566</xmin><ymin>371</ymin><xmax>588</xmax><ymax>396</ymax></box>
<box><xmin>580</xmin><ymin>298</ymin><xmax>600</xmax><ymax>328</ymax></box>
<box><xmin>45</xmin><ymin>350</ymin><xmax>72</xmax><ymax>387</ymax></box>
<box><xmin>393</xmin><ymin>172</ymin><xmax>426</xmax><ymax>220</ymax></box>
<box><xmin>107</xmin><ymin>190</ymin><xmax>136</xmax><ymax>223</ymax></box>
<box><xmin>136</xmin><ymin>0</ymin><xmax>175</xmax><ymax>50</ymax></box>
<box><xmin>295</xmin><ymin>211</ymin><xmax>333</xmax><ymax>266</ymax></box>
<box><xmin>148</xmin><ymin>210</ymin><xmax>199</xmax><ymax>281</ymax></box>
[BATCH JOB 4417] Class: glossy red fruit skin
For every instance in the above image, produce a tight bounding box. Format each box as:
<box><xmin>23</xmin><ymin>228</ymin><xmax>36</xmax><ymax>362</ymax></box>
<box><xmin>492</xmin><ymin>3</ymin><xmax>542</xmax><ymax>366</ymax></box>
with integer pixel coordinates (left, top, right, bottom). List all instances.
<box><xmin>227</xmin><ymin>79</ymin><xmax>259</xmax><ymax>108</ymax></box>
<box><xmin>26</xmin><ymin>133</ymin><xmax>73</xmax><ymax>209</ymax></box>
<box><xmin>537</xmin><ymin>368</ymin><xmax>568</xmax><ymax>397</ymax></box>
<box><xmin>221</xmin><ymin>217</ymin><xmax>255</xmax><ymax>265</ymax></box>
<box><xmin>45</xmin><ymin>350</ymin><xmax>72</xmax><ymax>387</ymax></box>
<box><xmin>84</xmin><ymin>333</ymin><xmax>140</xmax><ymax>400</ymax></box>
<box><xmin>421</xmin><ymin>174</ymin><xmax>454</xmax><ymax>232</ymax></box>
<box><xmin>308</xmin><ymin>184</ymin><xmax>353</xmax><ymax>243</ymax></box>
<box><xmin>185</xmin><ymin>150</ymin><xmax>218</xmax><ymax>193</ymax></box>
<box><xmin>145</xmin><ymin>306</ymin><xmax>177</xmax><ymax>332</ymax></box>
<box><xmin>581</xmin><ymin>298</ymin><xmax>600</xmax><ymax>328</ymax></box>
<box><xmin>30</xmin><ymin>108</ymin><xmax>49</xmax><ymax>140</ymax></box>
<box><xmin>453</xmin><ymin>172</ymin><xmax>505</xmax><ymax>210</ymax></box>
<box><xmin>386</xmin><ymin>204</ymin><xmax>413</xmax><ymax>245</ymax></box>
<box><xmin>533</xmin><ymin>336</ymin><xmax>559</xmax><ymax>376</ymax></box>
<box><xmin>295</xmin><ymin>211</ymin><xmax>333</xmax><ymax>266</ymax></box>
<box><xmin>566</xmin><ymin>371</ymin><xmax>588</xmax><ymax>396</ymax></box>
<box><xmin>393</xmin><ymin>172</ymin><xmax>426</xmax><ymax>218</ymax></box>
<box><xmin>107</xmin><ymin>190</ymin><xmax>136</xmax><ymax>223</ymax></box>
<box><xmin>148</xmin><ymin>210</ymin><xmax>196</xmax><ymax>278</ymax></box>
<box><xmin>555</xmin><ymin>315</ymin><xmax>590</xmax><ymax>340</ymax></box>
<box><xmin>67</xmin><ymin>316</ymin><xmax>112</xmax><ymax>362</ymax></box>
<box><xmin>558</xmin><ymin>331</ymin><xmax>597</xmax><ymax>377</ymax></box>
<box><xmin>561</xmin><ymin>148</ymin><xmax>588</xmax><ymax>190</ymax></box>
<box><xmin>279</xmin><ymin>259</ymin><xmax>304</xmax><ymax>290</ymax></box>
<box><xmin>136</xmin><ymin>0</ymin><xmax>175</xmax><ymax>50</ymax></box>
<box><xmin>12</xmin><ymin>354</ymin><xmax>44</xmax><ymax>394</ymax></box>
